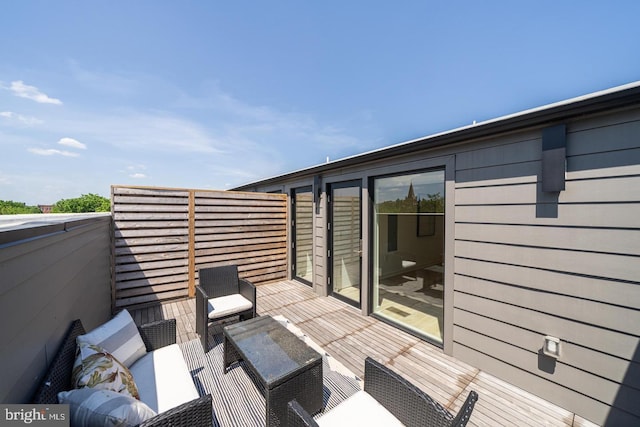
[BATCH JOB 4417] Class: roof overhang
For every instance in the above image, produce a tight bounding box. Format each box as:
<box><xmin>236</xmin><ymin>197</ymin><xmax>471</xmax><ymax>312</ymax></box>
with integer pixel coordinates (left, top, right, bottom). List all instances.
<box><xmin>233</xmin><ymin>81</ymin><xmax>640</xmax><ymax>190</ymax></box>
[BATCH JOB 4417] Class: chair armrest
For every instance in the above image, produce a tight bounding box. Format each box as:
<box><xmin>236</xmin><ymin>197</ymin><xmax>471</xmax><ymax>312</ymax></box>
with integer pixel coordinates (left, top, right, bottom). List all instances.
<box><xmin>287</xmin><ymin>399</ymin><xmax>320</xmax><ymax>427</ymax></box>
<box><xmin>364</xmin><ymin>357</ymin><xmax>455</xmax><ymax>427</ymax></box>
<box><xmin>239</xmin><ymin>278</ymin><xmax>257</xmax><ymax>316</ymax></box>
<box><xmin>138</xmin><ymin>394</ymin><xmax>213</xmax><ymax>427</ymax></box>
<box><xmin>138</xmin><ymin>319</ymin><xmax>176</xmax><ymax>351</ymax></box>
<box><xmin>196</xmin><ymin>284</ymin><xmax>211</xmax><ymax>300</ymax></box>
<box><xmin>449</xmin><ymin>390</ymin><xmax>479</xmax><ymax>427</ymax></box>
<box><xmin>195</xmin><ymin>285</ymin><xmax>210</xmax><ymax>350</ymax></box>
<box><xmin>238</xmin><ymin>278</ymin><xmax>256</xmax><ymax>302</ymax></box>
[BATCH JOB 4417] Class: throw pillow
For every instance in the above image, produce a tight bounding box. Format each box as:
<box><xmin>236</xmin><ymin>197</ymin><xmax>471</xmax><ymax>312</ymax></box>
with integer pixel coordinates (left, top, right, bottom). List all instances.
<box><xmin>58</xmin><ymin>388</ymin><xmax>156</xmax><ymax>427</ymax></box>
<box><xmin>72</xmin><ymin>342</ymin><xmax>140</xmax><ymax>399</ymax></box>
<box><xmin>77</xmin><ymin>309</ymin><xmax>147</xmax><ymax>368</ymax></box>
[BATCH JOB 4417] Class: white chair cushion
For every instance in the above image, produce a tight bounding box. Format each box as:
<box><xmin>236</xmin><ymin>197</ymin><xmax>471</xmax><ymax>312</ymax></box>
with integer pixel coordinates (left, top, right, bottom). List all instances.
<box><xmin>129</xmin><ymin>344</ymin><xmax>199</xmax><ymax>413</ymax></box>
<box><xmin>401</xmin><ymin>260</ymin><xmax>417</xmax><ymax>269</ymax></box>
<box><xmin>317</xmin><ymin>390</ymin><xmax>404</xmax><ymax>427</ymax></box>
<box><xmin>207</xmin><ymin>294</ymin><xmax>253</xmax><ymax>320</ymax></box>
<box><xmin>77</xmin><ymin>309</ymin><xmax>147</xmax><ymax>368</ymax></box>
<box><xmin>58</xmin><ymin>388</ymin><xmax>156</xmax><ymax>427</ymax></box>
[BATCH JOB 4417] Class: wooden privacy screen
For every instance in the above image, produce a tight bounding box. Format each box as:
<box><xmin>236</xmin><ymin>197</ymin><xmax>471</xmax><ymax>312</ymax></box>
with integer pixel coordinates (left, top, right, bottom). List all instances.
<box><xmin>112</xmin><ymin>186</ymin><xmax>288</xmax><ymax>310</ymax></box>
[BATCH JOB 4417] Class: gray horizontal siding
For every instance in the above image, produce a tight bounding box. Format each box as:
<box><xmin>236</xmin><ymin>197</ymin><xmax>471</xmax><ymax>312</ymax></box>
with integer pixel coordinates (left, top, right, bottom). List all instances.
<box><xmin>0</xmin><ymin>216</ymin><xmax>112</xmax><ymax>403</ymax></box>
<box><xmin>452</xmin><ymin>109</ymin><xmax>640</xmax><ymax>426</ymax></box>
<box><xmin>245</xmin><ymin>102</ymin><xmax>640</xmax><ymax>425</ymax></box>
<box><xmin>310</xmin><ymin>191</ymin><xmax>324</xmax><ymax>295</ymax></box>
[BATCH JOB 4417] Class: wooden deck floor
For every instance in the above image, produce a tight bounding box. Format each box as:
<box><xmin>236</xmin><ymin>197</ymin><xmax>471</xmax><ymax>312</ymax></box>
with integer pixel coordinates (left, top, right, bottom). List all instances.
<box><xmin>131</xmin><ymin>280</ymin><xmax>597</xmax><ymax>427</ymax></box>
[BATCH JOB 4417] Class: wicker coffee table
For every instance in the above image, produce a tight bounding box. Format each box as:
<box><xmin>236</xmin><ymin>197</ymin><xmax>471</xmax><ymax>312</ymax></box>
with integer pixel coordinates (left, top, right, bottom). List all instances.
<box><xmin>223</xmin><ymin>315</ymin><xmax>323</xmax><ymax>427</ymax></box>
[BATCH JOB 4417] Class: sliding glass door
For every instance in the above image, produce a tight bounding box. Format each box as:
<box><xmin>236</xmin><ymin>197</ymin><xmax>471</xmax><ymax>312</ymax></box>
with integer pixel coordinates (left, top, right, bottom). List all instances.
<box><xmin>329</xmin><ymin>181</ymin><xmax>361</xmax><ymax>307</ymax></box>
<box><xmin>292</xmin><ymin>186</ymin><xmax>313</xmax><ymax>285</ymax></box>
<box><xmin>372</xmin><ymin>169</ymin><xmax>445</xmax><ymax>344</ymax></box>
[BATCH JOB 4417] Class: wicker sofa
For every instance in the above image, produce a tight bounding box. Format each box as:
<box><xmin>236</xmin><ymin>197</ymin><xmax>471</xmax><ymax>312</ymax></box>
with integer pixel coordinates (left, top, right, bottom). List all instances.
<box><xmin>32</xmin><ymin>317</ymin><xmax>212</xmax><ymax>427</ymax></box>
<box><xmin>288</xmin><ymin>357</ymin><xmax>478</xmax><ymax>427</ymax></box>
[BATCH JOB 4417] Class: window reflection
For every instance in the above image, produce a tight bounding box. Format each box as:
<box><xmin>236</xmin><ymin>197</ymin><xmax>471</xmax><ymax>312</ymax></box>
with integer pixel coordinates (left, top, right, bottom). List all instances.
<box><xmin>373</xmin><ymin>169</ymin><xmax>445</xmax><ymax>344</ymax></box>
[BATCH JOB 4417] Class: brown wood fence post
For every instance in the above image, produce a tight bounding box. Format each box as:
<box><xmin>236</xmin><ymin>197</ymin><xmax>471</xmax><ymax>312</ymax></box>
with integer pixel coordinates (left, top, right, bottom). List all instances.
<box><xmin>188</xmin><ymin>190</ymin><xmax>196</xmax><ymax>297</ymax></box>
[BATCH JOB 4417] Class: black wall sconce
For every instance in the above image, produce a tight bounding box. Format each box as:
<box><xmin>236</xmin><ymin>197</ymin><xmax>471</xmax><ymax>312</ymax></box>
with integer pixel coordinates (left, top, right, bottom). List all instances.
<box><xmin>541</xmin><ymin>124</ymin><xmax>567</xmax><ymax>192</ymax></box>
<box><xmin>314</xmin><ymin>175</ymin><xmax>322</xmax><ymax>212</ymax></box>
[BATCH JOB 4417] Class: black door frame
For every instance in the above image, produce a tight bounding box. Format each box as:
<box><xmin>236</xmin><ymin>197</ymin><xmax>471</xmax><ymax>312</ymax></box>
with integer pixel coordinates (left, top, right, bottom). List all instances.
<box><xmin>291</xmin><ymin>186</ymin><xmax>313</xmax><ymax>286</ymax></box>
<box><xmin>327</xmin><ymin>179</ymin><xmax>362</xmax><ymax>308</ymax></box>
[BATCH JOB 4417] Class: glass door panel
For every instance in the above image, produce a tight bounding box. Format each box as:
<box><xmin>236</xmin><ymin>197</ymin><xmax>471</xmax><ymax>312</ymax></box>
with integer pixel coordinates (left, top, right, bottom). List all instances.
<box><xmin>330</xmin><ymin>181</ymin><xmax>361</xmax><ymax>306</ymax></box>
<box><xmin>372</xmin><ymin>169</ymin><xmax>445</xmax><ymax>344</ymax></box>
<box><xmin>293</xmin><ymin>187</ymin><xmax>313</xmax><ymax>285</ymax></box>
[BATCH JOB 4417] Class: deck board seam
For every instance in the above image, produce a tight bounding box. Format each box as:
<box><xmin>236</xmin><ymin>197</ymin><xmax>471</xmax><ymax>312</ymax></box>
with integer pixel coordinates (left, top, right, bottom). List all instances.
<box><xmin>129</xmin><ymin>281</ymin><xmax>587</xmax><ymax>427</ymax></box>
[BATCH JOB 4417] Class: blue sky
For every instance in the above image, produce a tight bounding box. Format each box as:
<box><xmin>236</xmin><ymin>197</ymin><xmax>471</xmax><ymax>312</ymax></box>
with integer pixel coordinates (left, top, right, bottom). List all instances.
<box><xmin>1</xmin><ymin>1</ymin><xmax>639</xmax><ymax>205</ymax></box>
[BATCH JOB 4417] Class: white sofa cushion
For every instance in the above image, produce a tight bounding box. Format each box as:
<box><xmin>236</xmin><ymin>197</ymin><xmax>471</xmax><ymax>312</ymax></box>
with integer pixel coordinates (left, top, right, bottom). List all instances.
<box><xmin>317</xmin><ymin>390</ymin><xmax>404</xmax><ymax>427</ymax></box>
<box><xmin>129</xmin><ymin>343</ymin><xmax>199</xmax><ymax>413</ymax></box>
<box><xmin>58</xmin><ymin>388</ymin><xmax>156</xmax><ymax>427</ymax></box>
<box><xmin>207</xmin><ymin>294</ymin><xmax>253</xmax><ymax>320</ymax></box>
<box><xmin>77</xmin><ymin>309</ymin><xmax>147</xmax><ymax>368</ymax></box>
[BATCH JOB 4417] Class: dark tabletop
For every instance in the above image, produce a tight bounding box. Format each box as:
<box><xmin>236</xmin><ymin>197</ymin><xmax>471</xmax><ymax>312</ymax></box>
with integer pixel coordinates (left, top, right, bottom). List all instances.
<box><xmin>224</xmin><ymin>315</ymin><xmax>321</xmax><ymax>387</ymax></box>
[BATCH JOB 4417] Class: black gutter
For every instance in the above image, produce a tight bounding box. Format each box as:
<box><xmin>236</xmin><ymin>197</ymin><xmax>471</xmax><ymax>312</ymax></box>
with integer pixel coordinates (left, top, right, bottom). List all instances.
<box><xmin>233</xmin><ymin>82</ymin><xmax>640</xmax><ymax>191</ymax></box>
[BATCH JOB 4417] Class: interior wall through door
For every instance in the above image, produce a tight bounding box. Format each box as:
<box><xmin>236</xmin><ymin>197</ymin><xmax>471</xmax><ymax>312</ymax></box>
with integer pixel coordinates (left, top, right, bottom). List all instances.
<box><xmin>328</xmin><ymin>180</ymin><xmax>362</xmax><ymax>307</ymax></box>
<box><xmin>292</xmin><ymin>186</ymin><xmax>314</xmax><ymax>286</ymax></box>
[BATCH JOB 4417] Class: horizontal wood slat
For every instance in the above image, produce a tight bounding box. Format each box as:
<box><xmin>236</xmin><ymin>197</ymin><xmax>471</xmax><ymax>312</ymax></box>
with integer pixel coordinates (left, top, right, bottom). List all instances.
<box><xmin>112</xmin><ymin>185</ymin><xmax>287</xmax><ymax>309</ymax></box>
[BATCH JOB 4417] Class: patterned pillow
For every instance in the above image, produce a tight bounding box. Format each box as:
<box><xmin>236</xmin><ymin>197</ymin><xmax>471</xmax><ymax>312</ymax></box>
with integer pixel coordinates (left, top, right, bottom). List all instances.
<box><xmin>58</xmin><ymin>388</ymin><xmax>156</xmax><ymax>427</ymax></box>
<box><xmin>72</xmin><ymin>342</ymin><xmax>140</xmax><ymax>399</ymax></box>
<box><xmin>77</xmin><ymin>309</ymin><xmax>147</xmax><ymax>368</ymax></box>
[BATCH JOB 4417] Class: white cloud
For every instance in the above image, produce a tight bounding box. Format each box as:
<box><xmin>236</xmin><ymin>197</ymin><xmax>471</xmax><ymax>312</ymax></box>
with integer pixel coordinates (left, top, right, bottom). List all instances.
<box><xmin>28</xmin><ymin>148</ymin><xmax>79</xmax><ymax>157</ymax></box>
<box><xmin>9</xmin><ymin>80</ymin><xmax>62</xmax><ymax>105</ymax></box>
<box><xmin>0</xmin><ymin>172</ymin><xmax>11</xmax><ymax>185</ymax></box>
<box><xmin>0</xmin><ymin>111</ymin><xmax>43</xmax><ymax>126</ymax></box>
<box><xmin>0</xmin><ymin>170</ymin><xmax>109</xmax><ymax>206</ymax></box>
<box><xmin>53</xmin><ymin>111</ymin><xmax>225</xmax><ymax>154</ymax></box>
<box><xmin>28</xmin><ymin>69</ymin><xmax>366</xmax><ymax>163</ymax></box>
<box><xmin>127</xmin><ymin>164</ymin><xmax>146</xmax><ymax>171</ymax></box>
<box><xmin>68</xmin><ymin>60</ymin><xmax>139</xmax><ymax>96</ymax></box>
<box><xmin>5</xmin><ymin>69</ymin><xmax>373</xmax><ymax>202</ymax></box>
<box><xmin>123</xmin><ymin>164</ymin><xmax>147</xmax><ymax>179</ymax></box>
<box><xmin>58</xmin><ymin>137</ymin><xmax>87</xmax><ymax>149</ymax></box>
<box><xmin>185</xmin><ymin>84</ymin><xmax>367</xmax><ymax>154</ymax></box>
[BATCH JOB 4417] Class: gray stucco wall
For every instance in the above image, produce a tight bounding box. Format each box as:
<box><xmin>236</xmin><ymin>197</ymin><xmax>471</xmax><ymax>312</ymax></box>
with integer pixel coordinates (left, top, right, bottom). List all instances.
<box><xmin>0</xmin><ymin>214</ymin><xmax>112</xmax><ymax>403</ymax></box>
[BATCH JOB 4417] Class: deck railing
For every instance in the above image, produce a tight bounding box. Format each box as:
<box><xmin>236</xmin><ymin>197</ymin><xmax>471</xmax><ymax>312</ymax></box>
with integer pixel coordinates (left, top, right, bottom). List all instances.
<box><xmin>112</xmin><ymin>185</ymin><xmax>288</xmax><ymax>310</ymax></box>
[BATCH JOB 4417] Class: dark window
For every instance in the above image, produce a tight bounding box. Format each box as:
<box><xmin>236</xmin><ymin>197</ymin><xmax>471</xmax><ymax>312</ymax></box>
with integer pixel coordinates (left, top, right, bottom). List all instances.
<box><xmin>388</xmin><ymin>214</ymin><xmax>398</xmax><ymax>252</ymax></box>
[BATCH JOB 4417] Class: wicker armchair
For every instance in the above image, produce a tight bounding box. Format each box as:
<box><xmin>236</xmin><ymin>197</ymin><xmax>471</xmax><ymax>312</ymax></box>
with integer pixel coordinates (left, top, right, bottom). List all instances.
<box><xmin>32</xmin><ymin>319</ymin><xmax>213</xmax><ymax>427</ymax></box>
<box><xmin>287</xmin><ymin>357</ymin><xmax>478</xmax><ymax>427</ymax></box>
<box><xmin>196</xmin><ymin>265</ymin><xmax>257</xmax><ymax>351</ymax></box>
